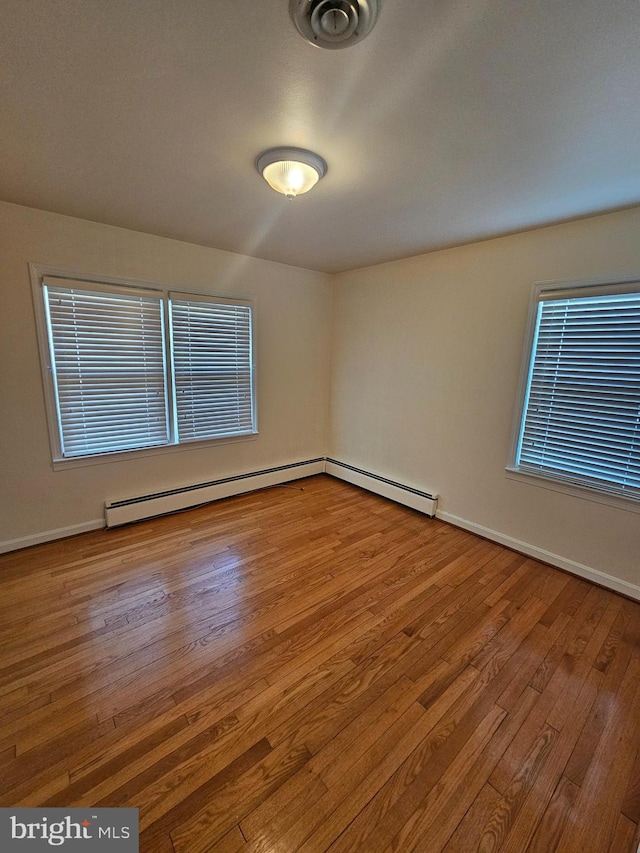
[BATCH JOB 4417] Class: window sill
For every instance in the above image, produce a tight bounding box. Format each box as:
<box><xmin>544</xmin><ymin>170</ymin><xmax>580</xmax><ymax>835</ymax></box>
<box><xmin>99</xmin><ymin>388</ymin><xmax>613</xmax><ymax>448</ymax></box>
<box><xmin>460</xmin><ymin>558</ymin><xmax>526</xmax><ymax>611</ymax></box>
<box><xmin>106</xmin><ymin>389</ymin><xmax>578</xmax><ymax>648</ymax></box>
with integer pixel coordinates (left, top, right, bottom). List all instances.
<box><xmin>51</xmin><ymin>431</ymin><xmax>259</xmax><ymax>471</ymax></box>
<box><xmin>504</xmin><ymin>466</ymin><xmax>640</xmax><ymax>515</ymax></box>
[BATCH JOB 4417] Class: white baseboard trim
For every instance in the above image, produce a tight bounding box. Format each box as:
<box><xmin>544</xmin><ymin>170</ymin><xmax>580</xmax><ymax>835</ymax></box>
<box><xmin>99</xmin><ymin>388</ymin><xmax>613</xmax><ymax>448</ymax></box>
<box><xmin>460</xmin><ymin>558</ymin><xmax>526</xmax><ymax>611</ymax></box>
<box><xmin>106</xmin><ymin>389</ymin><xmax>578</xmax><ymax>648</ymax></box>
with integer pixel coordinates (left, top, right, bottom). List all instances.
<box><xmin>105</xmin><ymin>458</ymin><xmax>326</xmax><ymax>527</ymax></box>
<box><xmin>437</xmin><ymin>510</ymin><xmax>640</xmax><ymax>602</ymax></box>
<box><xmin>325</xmin><ymin>458</ymin><xmax>438</xmax><ymax>517</ymax></box>
<box><xmin>0</xmin><ymin>519</ymin><xmax>105</xmax><ymax>554</ymax></box>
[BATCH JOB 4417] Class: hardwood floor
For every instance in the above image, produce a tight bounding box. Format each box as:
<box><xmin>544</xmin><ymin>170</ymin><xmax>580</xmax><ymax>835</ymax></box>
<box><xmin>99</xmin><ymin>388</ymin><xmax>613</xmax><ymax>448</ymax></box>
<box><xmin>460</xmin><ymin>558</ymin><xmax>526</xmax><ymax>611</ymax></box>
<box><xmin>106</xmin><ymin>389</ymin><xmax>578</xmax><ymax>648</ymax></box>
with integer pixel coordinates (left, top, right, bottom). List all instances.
<box><xmin>1</xmin><ymin>474</ymin><xmax>639</xmax><ymax>852</ymax></box>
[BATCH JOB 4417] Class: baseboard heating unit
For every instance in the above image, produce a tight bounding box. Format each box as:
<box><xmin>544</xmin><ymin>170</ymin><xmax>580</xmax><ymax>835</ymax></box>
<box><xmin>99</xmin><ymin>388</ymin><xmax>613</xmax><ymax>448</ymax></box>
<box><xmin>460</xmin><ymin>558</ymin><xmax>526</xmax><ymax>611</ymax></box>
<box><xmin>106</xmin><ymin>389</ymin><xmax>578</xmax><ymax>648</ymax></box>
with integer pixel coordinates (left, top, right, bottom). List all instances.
<box><xmin>104</xmin><ymin>458</ymin><xmax>325</xmax><ymax>527</ymax></box>
<box><xmin>325</xmin><ymin>458</ymin><xmax>438</xmax><ymax>517</ymax></box>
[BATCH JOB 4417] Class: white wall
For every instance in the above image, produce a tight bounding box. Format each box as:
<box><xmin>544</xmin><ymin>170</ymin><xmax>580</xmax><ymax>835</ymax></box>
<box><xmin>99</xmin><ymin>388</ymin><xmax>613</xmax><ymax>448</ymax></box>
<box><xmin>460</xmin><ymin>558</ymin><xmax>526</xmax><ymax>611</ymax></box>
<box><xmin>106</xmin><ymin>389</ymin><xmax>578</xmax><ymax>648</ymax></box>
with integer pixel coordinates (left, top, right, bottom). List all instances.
<box><xmin>0</xmin><ymin>201</ymin><xmax>331</xmax><ymax>546</ymax></box>
<box><xmin>2</xmin><ymin>200</ymin><xmax>639</xmax><ymax>593</ymax></box>
<box><xmin>330</xmin><ymin>208</ymin><xmax>640</xmax><ymax>590</ymax></box>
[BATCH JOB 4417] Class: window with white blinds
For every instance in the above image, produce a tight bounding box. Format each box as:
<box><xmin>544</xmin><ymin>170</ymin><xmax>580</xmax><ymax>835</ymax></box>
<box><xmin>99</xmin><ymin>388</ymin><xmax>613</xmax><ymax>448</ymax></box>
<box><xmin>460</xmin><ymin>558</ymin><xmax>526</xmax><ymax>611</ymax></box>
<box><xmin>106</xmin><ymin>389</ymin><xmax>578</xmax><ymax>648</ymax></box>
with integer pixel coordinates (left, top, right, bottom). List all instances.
<box><xmin>170</xmin><ymin>295</ymin><xmax>254</xmax><ymax>442</ymax></box>
<box><xmin>38</xmin><ymin>275</ymin><xmax>255</xmax><ymax>460</ymax></box>
<box><xmin>513</xmin><ymin>281</ymin><xmax>640</xmax><ymax>501</ymax></box>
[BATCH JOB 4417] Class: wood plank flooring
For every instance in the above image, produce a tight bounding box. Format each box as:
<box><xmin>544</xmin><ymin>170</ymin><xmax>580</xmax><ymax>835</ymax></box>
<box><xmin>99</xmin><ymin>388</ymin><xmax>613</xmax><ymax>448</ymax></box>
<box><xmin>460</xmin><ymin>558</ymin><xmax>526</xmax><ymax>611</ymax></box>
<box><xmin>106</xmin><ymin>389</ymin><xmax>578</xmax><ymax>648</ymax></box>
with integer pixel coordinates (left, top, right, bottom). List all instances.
<box><xmin>1</xmin><ymin>474</ymin><xmax>639</xmax><ymax>852</ymax></box>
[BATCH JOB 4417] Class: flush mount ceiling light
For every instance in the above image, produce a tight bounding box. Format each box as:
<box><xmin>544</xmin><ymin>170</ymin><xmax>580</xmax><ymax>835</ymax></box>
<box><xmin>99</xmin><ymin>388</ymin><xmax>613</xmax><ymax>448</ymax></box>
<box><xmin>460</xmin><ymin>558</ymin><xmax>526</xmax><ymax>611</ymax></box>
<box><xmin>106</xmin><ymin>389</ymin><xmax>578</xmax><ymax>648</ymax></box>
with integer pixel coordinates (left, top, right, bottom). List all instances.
<box><xmin>256</xmin><ymin>147</ymin><xmax>328</xmax><ymax>199</ymax></box>
<box><xmin>290</xmin><ymin>0</ymin><xmax>383</xmax><ymax>50</ymax></box>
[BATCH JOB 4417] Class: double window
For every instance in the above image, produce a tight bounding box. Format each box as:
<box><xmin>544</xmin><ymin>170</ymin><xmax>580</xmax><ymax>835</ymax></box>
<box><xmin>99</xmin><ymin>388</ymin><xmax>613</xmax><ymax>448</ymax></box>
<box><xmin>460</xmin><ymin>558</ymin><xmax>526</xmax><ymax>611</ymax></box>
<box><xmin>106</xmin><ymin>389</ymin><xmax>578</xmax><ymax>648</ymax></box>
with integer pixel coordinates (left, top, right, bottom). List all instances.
<box><xmin>510</xmin><ymin>278</ymin><xmax>640</xmax><ymax>503</ymax></box>
<box><xmin>36</xmin><ymin>274</ymin><xmax>256</xmax><ymax>461</ymax></box>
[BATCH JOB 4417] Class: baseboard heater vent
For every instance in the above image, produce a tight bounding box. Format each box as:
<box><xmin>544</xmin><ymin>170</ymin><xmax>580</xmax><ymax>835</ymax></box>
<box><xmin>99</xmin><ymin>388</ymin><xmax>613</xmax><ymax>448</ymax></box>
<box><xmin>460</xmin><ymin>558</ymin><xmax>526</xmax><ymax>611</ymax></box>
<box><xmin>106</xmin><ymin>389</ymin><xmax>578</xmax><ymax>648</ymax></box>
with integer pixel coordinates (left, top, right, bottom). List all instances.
<box><xmin>325</xmin><ymin>458</ymin><xmax>438</xmax><ymax>517</ymax></box>
<box><xmin>104</xmin><ymin>458</ymin><xmax>325</xmax><ymax>527</ymax></box>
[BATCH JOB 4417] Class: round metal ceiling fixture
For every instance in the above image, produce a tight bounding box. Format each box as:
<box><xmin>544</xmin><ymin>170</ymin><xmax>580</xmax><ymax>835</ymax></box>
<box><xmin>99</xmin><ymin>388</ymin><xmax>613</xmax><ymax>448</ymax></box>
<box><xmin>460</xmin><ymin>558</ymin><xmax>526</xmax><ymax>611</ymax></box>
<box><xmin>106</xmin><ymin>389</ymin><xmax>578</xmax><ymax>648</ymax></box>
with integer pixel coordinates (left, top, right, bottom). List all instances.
<box><xmin>290</xmin><ymin>0</ymin><xmax>383</xmax><ymax>50</ymax></box>
<box><xmin>256</xmin><ymin>147</ymin><xmax>328</xmax><ymax>198</ymax></box>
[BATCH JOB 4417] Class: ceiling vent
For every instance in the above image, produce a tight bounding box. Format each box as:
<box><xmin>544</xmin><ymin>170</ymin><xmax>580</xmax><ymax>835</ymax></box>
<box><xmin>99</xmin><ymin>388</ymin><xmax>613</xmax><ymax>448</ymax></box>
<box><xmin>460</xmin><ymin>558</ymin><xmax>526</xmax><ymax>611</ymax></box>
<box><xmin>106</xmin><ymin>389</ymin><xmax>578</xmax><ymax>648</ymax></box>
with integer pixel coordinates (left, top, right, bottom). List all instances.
<box><xmin>290</xmin><ymin>0</ymin><xmax>383</xmax><ymax>50</ymax></box>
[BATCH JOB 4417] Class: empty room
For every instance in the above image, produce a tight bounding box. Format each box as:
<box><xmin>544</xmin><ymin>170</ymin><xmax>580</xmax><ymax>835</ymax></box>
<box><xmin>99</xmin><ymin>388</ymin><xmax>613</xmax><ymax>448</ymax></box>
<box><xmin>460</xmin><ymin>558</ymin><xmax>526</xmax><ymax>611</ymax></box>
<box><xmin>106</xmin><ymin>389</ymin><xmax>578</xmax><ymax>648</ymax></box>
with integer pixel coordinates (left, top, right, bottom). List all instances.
<box><xmin>1</xmin><ymin>1</ymin><xmax>640</xmax><ymax>851</ymax></box>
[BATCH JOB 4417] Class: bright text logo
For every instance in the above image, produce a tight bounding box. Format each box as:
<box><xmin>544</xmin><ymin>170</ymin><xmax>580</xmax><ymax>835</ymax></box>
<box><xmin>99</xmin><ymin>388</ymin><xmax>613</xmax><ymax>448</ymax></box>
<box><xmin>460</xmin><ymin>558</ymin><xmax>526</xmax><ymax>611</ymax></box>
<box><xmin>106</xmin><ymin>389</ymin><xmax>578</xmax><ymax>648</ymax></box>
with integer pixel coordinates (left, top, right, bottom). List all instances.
<box><xmin>1</xmin><ymin>809</ymin><xmax>138</xmax><ymax>851</ymax></box>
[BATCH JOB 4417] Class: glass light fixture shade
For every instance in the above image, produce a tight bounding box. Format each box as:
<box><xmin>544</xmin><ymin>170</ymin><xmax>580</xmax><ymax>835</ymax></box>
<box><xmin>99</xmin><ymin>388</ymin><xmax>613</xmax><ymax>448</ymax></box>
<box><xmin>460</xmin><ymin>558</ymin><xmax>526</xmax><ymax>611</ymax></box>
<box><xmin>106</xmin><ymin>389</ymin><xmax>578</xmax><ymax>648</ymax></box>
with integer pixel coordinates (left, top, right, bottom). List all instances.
<box><xmin>256</xmin><ymin>148</ymin><xmax>327</xmax><ymax>199</ymax></box>
<box><xmin>262</xmin><ymin>160</ymin><xmax>319</xmax><ymax>197</ymax></box>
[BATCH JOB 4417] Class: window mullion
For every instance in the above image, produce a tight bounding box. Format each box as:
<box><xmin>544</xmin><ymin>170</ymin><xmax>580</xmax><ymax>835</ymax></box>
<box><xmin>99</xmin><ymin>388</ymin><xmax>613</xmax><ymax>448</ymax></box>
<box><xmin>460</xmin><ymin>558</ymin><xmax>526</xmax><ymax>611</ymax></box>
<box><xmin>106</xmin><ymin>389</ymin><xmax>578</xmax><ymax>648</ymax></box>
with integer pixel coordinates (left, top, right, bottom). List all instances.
<box><xmin>163</xmin><ymin>296</ymin><xmax>179</xmax><ymax>445</ymax></box>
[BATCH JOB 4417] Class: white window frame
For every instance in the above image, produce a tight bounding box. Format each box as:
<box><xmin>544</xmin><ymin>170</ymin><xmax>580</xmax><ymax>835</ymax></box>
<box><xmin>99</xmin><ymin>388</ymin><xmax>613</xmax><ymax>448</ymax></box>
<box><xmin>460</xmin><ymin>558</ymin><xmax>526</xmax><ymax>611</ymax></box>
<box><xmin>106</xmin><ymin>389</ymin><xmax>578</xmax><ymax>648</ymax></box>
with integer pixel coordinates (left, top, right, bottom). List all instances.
<box><xmin>30</xmin><ymin>264</ymin><xmax>258</xmax><ymax>468</ymax></box>
<box><xmin>506</xmin><ymin>273</ymin><xmax>640</xmax><ymax>512</ymax></box>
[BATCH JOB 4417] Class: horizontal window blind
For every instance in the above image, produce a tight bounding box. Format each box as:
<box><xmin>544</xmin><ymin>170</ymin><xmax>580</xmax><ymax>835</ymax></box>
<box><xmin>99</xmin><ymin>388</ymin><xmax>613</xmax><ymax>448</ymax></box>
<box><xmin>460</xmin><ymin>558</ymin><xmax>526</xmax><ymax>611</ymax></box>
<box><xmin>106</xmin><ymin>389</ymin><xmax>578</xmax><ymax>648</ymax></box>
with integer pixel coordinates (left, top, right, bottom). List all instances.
<box><xmin>44</xmin><ymin>284</ymin><xmax>169</xmax><ymax>457</ymax></box>
<box><xmin>38</xmin><ymin>277</ymin><xmax>255</xmax><ymax>461</ymax></box>
<box><xmin>517</xmin><ymin>287</ymin><xmax>640</xmax><ymax>499</ymax></box>
<box><xmin>44</xmin><ymin>286</ymin><xmax>168</xmax><ymax>457</ymax></box>
<box><xmin>170</xmin><ymin>297</ymin><xmax>254</xmax><ymax>442</ymax></box>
